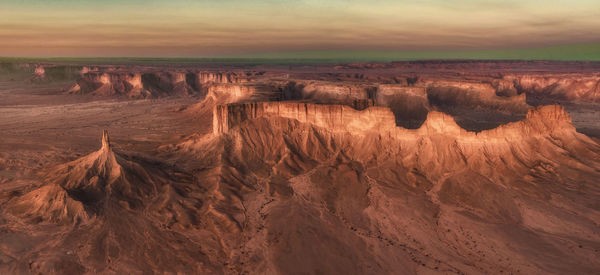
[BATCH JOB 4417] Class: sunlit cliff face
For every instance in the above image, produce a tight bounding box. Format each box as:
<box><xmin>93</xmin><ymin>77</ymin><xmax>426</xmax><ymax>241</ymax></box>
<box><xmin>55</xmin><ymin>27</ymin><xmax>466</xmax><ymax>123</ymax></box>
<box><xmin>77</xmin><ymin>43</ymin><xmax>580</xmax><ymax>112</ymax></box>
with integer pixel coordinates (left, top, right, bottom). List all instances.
<box><xmin>1</xmin><ymin>0</ymin><xmax>599</xmax><ymax>56</ymax></box>
<box><xmin>2</xmin><ymin>60</ymin><xmax>600</xmax><ymax>274</ymax></box>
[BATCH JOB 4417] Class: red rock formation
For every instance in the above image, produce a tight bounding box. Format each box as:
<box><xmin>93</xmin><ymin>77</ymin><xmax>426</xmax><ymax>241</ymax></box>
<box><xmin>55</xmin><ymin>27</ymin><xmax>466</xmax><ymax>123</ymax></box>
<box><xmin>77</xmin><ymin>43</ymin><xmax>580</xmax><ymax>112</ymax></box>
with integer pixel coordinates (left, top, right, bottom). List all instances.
<box><xmin>7</xmin><ymin>131</ymin><xmax>197</xmax><ymax>223</ymax></box>
<box><xmin>195</xmin><ymin>72</ymin><xmax>246</xmax><ymax>84</ymax></box>
<box><xmin>33</xmin><ymin>65</ymin><xmax>45</xmax><ymax>79</ymax></box>
<box><xmin>65</xmin><ymin>70</ymin><xmax>256</xmax><ymax>98</ymax></box>
<box><xmin>375</xmin><ymin>85</ymin><xmax>430</xmax><ymax>128</ymax></box>
<box><xmin>68</xmin><ymin>72</ymin><xmax>147</xmax><ymax>97</ymax></box>
<box><xmin>213</xmin><ymin>102</ymin><xmax>396</xmax><ymax>134</ymax></box>
<box><xmin>176</xmin><ymin>101</ymin><xmax>599</xmax><ymax>275</ymax></box>
<box><xmin>419</xmin><ymin>79</ymin><xmax>529</xmax><ymax>112</ymax></box>
<box><xmin>7</xmin><ymin>183</ymin><xmax>89</xmax><ymax>224</ymax></box>
<box><xmin>212</xmin><ymin>102</ymin><xmax>584</xmax><ymax>149</ymax></box>
<box><xmin>505</xmin><ymin>74</ymin><xmax>600</xmax><ymax>102</ymax></box>
<box><xmin>141</xmin><ymin>72</ymin><xmax>189</xmax><ymax>96</ymax></box>
<box><xmin>67</xmin><ymin>71</ymin><xmax>201</xmax><ymax>97</ymax></box>
<box><xmin>3</xmin><ymin>60</ymin><xmax>600</xmax><ymax>274</ymax></box>
<box><xmin>301</xmin><ymin>82</ymin><xmax>371</xmax><ymax>101</ymax></box>
<box><xmin>205</xmin><ymin>84</ymin><xmax>261</xmax><ymax>103</ymax></box>
<box><xmin>282</xmin><ymin>81</ymin><xmax>374</xmax><ymax>106</ymax></box>
<box><xmin>4</xmin><ymin>131</ymin><xmax>221</xmax><ymax>273</ymax></box>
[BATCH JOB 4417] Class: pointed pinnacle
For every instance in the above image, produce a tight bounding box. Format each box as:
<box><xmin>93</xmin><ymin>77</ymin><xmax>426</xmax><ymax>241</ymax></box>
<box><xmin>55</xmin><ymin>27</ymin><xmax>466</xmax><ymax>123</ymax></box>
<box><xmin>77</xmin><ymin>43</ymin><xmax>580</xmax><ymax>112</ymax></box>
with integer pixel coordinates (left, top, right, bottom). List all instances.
<box><xmin>101</xmin><ymin>130</ymin><xmax>111</xmax><ymax>150</ymax></box>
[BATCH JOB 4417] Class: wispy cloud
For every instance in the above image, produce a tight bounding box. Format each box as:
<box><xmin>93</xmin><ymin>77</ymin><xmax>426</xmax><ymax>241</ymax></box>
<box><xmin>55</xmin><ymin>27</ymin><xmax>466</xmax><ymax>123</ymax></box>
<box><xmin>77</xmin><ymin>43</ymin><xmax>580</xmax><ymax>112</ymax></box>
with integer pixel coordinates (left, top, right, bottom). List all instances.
<box><xmin>0</xmin><ymin>0</ymin><xmax>599</xmax><ymax>56</ymax></box>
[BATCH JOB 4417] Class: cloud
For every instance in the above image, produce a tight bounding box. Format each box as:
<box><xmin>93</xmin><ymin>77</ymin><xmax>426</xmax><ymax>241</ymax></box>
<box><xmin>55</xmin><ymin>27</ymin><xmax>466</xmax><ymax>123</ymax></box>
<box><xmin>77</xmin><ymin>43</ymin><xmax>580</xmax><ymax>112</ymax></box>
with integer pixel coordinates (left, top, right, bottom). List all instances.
<box><xmin>1</xmin><ymin>0</ymin><xmax>599</xmax><ymax>56</ymax></box>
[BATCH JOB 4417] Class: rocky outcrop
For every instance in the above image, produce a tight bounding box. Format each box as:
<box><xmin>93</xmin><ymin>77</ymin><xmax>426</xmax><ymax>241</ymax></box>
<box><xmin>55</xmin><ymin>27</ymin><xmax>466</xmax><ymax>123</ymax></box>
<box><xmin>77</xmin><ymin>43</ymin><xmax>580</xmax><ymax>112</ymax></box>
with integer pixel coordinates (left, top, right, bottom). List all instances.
<box><xmin>184</xmin><ymin>72</ymin><xmax>248</xmax><ymax>93</ymax></box>
<box><xmin>479</xmin><ymin>105</ymin><xmax>574</xmax><ymax>139</ymax></box>
<box><xmin>205</xmin><ymin>80</ymin><xmax>531</xmax><ymax>133</ymax></box>
<box><xmin>141</xmin><ymin>72</ymin><xmax>189</xmax><ymax>96</ymax></box>
<box><xmin>213</xmin><ymin>102</ymin><xmax>396</xmax><ymax>134</ymax></box>
<box><xmin>195</xmin><ymin>101</ymin><xmax>600</xmax><ymax>275</ymax></box>
<box><xmin>68</xmin><ymin>71</ymin><xmax>197</xmax><ymax>98</ymax></box>
<box><xmin>7</xmin><ymin>131</ymin><xmax>196</xmax><ymax>224</ymax></box>
<box><xmin>282</xmin><ymin>81</ymin><xmax>375</xmax><ymax>106</ymax></box>
<box><xmin>406</xmin><ymin>105</ymin><xmax>572</xmax><ymax>139</ymax></box>
<box><xmin>375</xmin><ymin>85</ymin><xmax>430</xmax><ymax>128</ymax></box>
<box><xmin>379</xmin><ymin>105</ymin><xmax>572</xmax><ymax>140</ymax></box>
<box><xmin>4</xmin><ymin>131</ymin><xmax>218</xmax><ymax>273</ymax></box>
<box><xmin>210</xmin><ymin>94</ymin><xmax>570</xmax><ymax>140</ymax></box>
<box><xmin>67</xmin><ymin>72</ymin><xmax>147</xmax><ymax>97</ymax></box>
<box><xmin>490</xmin><ymin>78</ymin><xmax>519</xmax><ymax>96</ymax></box>
<box><xmin>419</xmin><ymin>79</ymin><xmax>529</xmax><ymax>112</ymax></box>
<box><xmin>205</xmin><ymin>83</ymin><xmax>281</xmax><ymax>104</ymax></box>
<box><xmin>8</xmin><ymin>183</ymin><xmax>89</xmax><ymax>224</ymax></box>
<box><xmin>415</xmin><ymin>111</ymin><xmax>465</xmax><ymax>136</ymax></box>
<box><xmin>505</xmin><ymin>74</ymin><xmax>600</xmax><ymax>102</ymax></box>
<box><xmin>419</xmin><ymin>80</ymin><xmax>497</xmax><ymax>93</ymax></box>
<box><xmin>66</xmin><ymin>70</ymin><xmax>253</xmax><ymax>98</ymax></box>
<box><xmin>33</xmin><ymin>65</ymin><xmax>45</xmax><ymax>79</ymax></box>
<box><xmin>213</xmin><ymin>101</ymin><xmax>577</xmax><ymax>141</ymax></box>
<box><xmin>300</xmin><ymin>82</ymin><xmax>372</xmax><ymax>102</ymax></box>
<box><xmin>47</xmin><ymin>130</ymin><xmax>173</xmax><ymax>210</ymax></box>
<box><xmin>194</xmin><ymin>72</ymin><xmax>247</xmax><ymax>84</ymax></box>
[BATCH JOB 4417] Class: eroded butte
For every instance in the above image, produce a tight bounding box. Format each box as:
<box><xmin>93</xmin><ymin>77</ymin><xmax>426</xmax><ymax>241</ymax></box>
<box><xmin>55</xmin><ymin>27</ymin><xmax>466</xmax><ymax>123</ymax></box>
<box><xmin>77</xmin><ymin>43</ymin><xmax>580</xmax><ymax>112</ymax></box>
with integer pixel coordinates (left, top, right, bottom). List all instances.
<box><xmin>1</xmin><ymin>61</ymin><xmax>600</xmax><ymax>274</ymax></box>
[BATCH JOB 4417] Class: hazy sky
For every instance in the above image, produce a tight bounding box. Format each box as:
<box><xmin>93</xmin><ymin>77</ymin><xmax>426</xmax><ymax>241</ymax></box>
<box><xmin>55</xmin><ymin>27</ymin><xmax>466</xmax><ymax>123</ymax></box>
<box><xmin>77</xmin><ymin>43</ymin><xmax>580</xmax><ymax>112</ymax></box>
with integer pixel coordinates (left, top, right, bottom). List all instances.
<box><xmin>1</xmin><ymin>0</ymin><xmax>599</xmax><ymax>57</ymax></box>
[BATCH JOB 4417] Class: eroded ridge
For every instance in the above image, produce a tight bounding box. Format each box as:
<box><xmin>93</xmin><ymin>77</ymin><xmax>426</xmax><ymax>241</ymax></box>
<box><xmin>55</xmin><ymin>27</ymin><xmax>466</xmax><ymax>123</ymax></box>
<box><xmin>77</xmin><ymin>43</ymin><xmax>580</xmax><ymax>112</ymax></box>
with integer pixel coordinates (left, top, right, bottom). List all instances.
<box><xmin>213</xmin><ymin>102</ymin><xmax>396</xmax><ymax>134</ymax></box>
<box><xmin>212</xmin><ymin>101</ymin><xmax>576</xmax><ymax>138</ymax></box>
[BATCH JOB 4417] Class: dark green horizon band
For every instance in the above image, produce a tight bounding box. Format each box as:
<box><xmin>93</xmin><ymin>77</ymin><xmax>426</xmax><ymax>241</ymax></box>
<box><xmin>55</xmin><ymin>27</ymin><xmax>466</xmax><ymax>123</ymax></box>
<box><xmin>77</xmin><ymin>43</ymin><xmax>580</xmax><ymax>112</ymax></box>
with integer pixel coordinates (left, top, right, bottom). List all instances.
<box><xmin>2</xmin><ymin>43</ymin><xmax>600</xmax><ymax>64</ymax></box>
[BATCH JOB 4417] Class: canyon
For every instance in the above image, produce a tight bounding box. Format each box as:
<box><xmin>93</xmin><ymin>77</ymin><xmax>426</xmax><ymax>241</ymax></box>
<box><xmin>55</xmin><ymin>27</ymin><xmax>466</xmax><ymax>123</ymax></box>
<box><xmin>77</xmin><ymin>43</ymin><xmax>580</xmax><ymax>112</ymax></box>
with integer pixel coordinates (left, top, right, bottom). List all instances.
<box><xmin>0</xmin><ymin>60</ymin><xmax>599</xmax><ymax>274</ymax></box>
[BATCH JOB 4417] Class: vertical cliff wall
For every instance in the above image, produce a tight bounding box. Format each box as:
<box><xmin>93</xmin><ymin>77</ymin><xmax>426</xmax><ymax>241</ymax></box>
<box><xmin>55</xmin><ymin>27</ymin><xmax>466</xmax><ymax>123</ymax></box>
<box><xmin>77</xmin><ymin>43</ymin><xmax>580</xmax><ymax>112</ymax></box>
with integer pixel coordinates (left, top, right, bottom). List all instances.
<box><xmin>213</xmin><ymin>102</ymin><xmax>396</xmax><ymax>134</ymax></box>
<box><xmin>504</xmin><ymin>74</ymin><xmax>600</xmax><ymax>102</ymax></box>
<box><xmin>375</xmin><ymin>85</ymin><xmax>430</xmax><ymax>128</ymax></box>
<box><xmin>195</xmin><ymin>72</ymin><xmax>247</xmax><ymax>84</ymax></box>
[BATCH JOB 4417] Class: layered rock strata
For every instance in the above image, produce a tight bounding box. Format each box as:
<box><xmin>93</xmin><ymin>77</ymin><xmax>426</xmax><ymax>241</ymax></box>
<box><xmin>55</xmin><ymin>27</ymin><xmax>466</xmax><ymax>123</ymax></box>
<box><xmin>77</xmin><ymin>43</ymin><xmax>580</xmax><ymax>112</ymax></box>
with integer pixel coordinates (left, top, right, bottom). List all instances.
<box><xmin>213</xmin><ymin>102</ymin><xmax>396</xmax><ymax>134</ymax></box>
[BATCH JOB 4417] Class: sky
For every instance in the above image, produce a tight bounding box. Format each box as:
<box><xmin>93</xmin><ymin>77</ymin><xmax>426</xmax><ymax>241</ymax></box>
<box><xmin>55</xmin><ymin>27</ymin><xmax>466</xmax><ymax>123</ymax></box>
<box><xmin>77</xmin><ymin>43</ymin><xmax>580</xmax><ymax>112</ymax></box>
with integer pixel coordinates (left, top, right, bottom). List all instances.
<box><xmin>0</xmin><ymin>0</ymin><xmax>599</xmax><ymax>58</ymax></box>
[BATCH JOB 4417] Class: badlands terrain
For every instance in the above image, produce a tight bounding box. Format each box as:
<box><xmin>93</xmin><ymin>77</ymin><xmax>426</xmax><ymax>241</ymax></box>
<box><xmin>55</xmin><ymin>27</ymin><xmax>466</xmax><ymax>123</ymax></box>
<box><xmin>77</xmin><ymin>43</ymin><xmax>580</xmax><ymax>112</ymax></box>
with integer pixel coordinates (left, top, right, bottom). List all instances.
<box><xmin>0</xmin><ymin>60</ymin><xmax>599</xmax><ymax>274</ymax></box>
